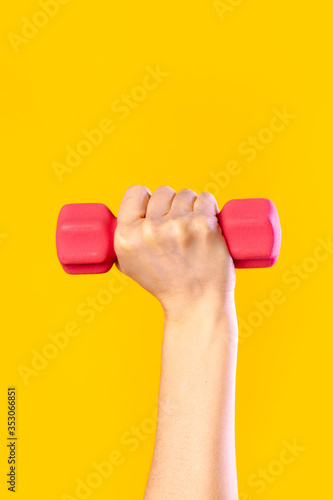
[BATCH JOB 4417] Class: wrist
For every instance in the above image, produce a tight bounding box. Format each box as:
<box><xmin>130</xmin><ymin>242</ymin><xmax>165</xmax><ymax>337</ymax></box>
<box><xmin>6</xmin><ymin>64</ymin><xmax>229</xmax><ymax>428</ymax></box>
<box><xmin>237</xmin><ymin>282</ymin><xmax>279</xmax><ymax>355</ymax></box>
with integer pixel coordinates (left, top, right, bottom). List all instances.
<box><xmin>159</xmin><ymin>292</ymin><xmax>238</xmax><ymax>420</ymax></box>
<box><xmin>162</xmin><ymin>290</ymin><xmax>238</xmax><ymax>339</ymax></box>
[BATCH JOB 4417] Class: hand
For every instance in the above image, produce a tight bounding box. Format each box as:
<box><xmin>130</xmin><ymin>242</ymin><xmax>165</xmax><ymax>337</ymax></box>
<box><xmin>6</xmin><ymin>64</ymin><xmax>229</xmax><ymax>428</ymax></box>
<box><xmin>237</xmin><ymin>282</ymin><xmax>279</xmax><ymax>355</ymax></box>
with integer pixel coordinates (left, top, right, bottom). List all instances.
<box><xmin>114</xmin><ymin>185</ymin><xmax>236</xmax><ymax>319</ymax></box>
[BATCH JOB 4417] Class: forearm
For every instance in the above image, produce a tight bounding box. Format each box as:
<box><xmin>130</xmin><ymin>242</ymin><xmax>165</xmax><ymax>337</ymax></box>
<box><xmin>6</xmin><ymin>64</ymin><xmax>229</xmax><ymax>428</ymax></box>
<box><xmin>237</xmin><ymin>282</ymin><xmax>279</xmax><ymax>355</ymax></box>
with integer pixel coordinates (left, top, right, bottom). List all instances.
<box><xmin>144</xmin><ymin>295</ymin><xmax>239</xmax><ymax>500</ymax></box>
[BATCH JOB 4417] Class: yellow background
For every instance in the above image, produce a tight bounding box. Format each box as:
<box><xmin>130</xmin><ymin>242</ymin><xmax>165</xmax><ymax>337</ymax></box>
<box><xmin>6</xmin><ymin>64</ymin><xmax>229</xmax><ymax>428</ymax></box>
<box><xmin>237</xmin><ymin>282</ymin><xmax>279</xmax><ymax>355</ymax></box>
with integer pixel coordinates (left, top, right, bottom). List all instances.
<box><xmin>1</xmin><ymin>0</ymin><xmax>332</xmax><ymax>498</ymax></box>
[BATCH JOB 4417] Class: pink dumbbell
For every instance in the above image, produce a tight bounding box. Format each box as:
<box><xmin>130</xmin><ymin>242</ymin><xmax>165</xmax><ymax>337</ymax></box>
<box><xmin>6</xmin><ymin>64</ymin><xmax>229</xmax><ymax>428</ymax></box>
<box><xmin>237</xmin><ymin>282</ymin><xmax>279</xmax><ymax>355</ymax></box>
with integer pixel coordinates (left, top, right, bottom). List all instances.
<box><xmin>56</xmin><ymin>199</ymin><xmax>281</xmax><ymax>275</ymax></box>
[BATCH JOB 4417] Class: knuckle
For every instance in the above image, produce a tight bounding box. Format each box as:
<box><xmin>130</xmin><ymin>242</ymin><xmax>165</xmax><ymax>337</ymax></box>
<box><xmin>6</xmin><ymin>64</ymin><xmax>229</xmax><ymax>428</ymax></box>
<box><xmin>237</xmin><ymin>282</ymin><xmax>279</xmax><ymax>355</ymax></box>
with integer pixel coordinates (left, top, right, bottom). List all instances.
<box><xmin>196</xmin><ymin>192</ymin><xmax>218</xmax><ymax>213</ymax></box>
<box><xmin>164</xmin><ymin>217</ymin><xmax>189</xmax><ymax>244</ymax></box>
<box><xmin>141</xmin><ymin>219</ymin><xmax>158</xmax><ymax>243</ymax></box>
<box><xmin>177</xmin><ymin>188</ymin><xmax>197</xmax><ymax>197</ymax></box>
<box><xmin>124</xmin><ymin>184</ymin><xmax>149</xmax><ymax>198</ymax></box>
<box><xmin>114</xmin><ymin>226</ymin><xmax>136</xmax><ymax>252</ymax></box>
<box><xmin>198</xmin><ymin>191</ymin><xmax>216</xmax><ymax>203</ymax></box>
<box><xmin>152</xmin><ymin>185</ymin><xmax>175</xmax><ymax>195</ymax></box>
<box><xmin>191</xmin><ymin>214</ymin><xmax>212</xmax><ymax>233</ymax></box>
<box><xmin>165</xmin><ymin>218</ymin><xmax>185</xmax><ymax>238</ymax></box>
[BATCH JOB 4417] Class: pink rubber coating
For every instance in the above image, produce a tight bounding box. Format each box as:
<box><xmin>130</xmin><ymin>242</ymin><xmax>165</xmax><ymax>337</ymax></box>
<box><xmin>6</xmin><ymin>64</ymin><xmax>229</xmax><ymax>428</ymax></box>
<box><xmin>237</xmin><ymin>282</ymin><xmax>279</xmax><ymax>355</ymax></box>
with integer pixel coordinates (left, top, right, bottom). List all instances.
<box><xmin>56</xmin><ymin>203</ymin><xmax>117</xmax><ymax>275</ymax></box>
<box><xmin>218</xmin><ymin>199</ymin><xmax>281</xmax><ymax>268</ymax></box>
<box><xmin>56</xmin><ymin>199</ymin><xmax>281</xmax><ymax>274</ymax></box>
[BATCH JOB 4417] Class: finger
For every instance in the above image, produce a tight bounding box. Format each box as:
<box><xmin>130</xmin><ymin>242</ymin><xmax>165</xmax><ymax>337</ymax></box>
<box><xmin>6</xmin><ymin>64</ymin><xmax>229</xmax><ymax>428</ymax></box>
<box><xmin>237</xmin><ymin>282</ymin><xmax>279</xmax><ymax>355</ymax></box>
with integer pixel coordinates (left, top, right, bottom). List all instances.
<box><xmin>193</xmin><ymin>192</ymin><xmax>219</xmax><ymax>216</ymax></box>
<box><xmin>168</xmin><ymin>189</ymin><xmax>197</xmax><ymax>217</ymax></box>
<box><xmin>146</xmin><ymin>186</ymin><xmax>176</xmax><ymax>219</ymax></box>
<box><xmin>117</xmin><ymin>185</ymin><xmax>151</xmax><ymax>224</ymax></box>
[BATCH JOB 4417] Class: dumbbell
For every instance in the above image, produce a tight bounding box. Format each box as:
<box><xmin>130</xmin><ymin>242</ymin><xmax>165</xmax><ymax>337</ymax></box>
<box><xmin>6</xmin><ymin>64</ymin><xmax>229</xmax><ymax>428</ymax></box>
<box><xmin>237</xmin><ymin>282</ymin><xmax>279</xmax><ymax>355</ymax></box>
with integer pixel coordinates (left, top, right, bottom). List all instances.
<box><xmin>56</xmin><ymin>198</ymin><xmax>281</xmax><ymax>275</ymax></box>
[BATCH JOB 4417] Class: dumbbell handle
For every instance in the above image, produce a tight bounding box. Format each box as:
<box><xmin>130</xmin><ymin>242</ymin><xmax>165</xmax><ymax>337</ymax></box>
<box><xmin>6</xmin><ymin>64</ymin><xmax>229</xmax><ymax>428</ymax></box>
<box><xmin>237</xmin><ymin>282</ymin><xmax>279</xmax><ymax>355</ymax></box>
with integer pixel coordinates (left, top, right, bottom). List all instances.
<box><xmin>56</xmin><ymin>199</ymin><xmax>281</xmax><ymax>274</ymax></box>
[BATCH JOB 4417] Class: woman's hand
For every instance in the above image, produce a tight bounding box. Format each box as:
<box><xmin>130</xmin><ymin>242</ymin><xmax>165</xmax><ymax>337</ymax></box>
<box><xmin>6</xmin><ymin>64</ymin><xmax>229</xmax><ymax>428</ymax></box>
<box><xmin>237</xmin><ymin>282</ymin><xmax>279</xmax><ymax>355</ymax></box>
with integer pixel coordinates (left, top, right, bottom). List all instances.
<box><xmin>114</xmin><ymin>185</ymin><xmax>236</xmax><ymax>321</ymax></box>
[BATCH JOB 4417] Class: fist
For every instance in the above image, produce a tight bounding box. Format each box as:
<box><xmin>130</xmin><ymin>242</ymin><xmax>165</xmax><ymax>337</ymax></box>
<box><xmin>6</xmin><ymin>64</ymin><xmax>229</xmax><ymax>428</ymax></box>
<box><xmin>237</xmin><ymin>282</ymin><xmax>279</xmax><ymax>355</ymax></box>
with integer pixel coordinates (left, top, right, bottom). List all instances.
<box><xmin>114</xmin><ymin>185</ymin><xmax>236</xmax><ymax>316</ymax></box>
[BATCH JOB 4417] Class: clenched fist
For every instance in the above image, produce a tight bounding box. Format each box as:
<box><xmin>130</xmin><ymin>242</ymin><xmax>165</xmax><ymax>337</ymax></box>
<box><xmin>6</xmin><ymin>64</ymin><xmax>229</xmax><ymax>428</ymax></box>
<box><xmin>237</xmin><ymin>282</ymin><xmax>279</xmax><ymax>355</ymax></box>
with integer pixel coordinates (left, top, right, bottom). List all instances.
<box><xmin>114</xmin><ymin>185</ymin><xmax>236</xmax><ymax>319</ymax></box>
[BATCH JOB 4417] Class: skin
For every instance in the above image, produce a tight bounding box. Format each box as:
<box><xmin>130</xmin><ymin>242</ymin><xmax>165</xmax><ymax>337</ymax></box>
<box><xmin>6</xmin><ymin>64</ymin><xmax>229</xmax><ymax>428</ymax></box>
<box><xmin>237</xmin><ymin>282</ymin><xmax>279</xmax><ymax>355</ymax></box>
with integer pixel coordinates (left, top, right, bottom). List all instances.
<box><xmin>115</xmin><ymin>185</ymin><xmax>239</xmax><ymax>500</ymax></box>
